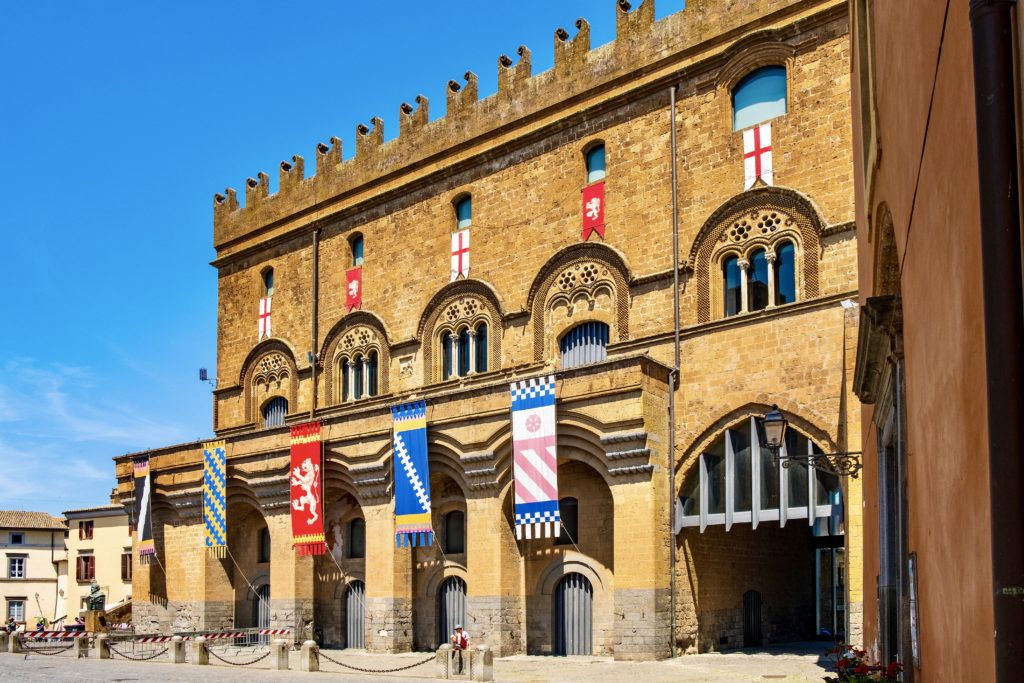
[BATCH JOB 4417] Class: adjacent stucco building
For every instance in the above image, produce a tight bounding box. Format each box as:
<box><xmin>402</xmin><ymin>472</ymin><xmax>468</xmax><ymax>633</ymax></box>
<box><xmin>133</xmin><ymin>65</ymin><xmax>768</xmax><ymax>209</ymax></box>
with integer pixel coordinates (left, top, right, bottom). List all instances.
<box><xmin>0</xmin><ymin>511</ymin><xmax>68</xmax><ymax>628</ymax></box>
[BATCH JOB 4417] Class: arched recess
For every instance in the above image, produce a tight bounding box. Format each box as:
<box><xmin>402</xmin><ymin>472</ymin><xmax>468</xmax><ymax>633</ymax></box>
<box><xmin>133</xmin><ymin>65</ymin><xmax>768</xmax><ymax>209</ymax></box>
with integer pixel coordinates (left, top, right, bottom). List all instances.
<box><xmin>320</xmin><ymin>311</ymin><xmax>392</xmax><ymax>403</ymax></box>
<box><xmin>223</xmin><ymin>492</ymin><xmax>273</xmax><ymax>630</ymax></box>
<box><xmin>677</xmin><ymin>402</ymin><xmax>840</xmax><ymax>482</ymax></box>
<box><xmin>685</xmin><ymin>186</ymin><xmax>828</xmax><ymax>323</ymax></box>
<box><xmin>715</xmin><ymin>33</ymin><xmax>796</xmax><ymax>93</ymax></box>
<box><xmin>526</xmin><ymin>243</ymin><xmax>631</xmax><ymax>362</ymax></box>
<box><xmin>417</xmin><ymin>279</ymin><xmax>504</xmax><ymax>384</ymax></box>
<box><xmin>240</xmin><ymin>339</ymin><xmax>300</xmax><ymax>425</ymax></box>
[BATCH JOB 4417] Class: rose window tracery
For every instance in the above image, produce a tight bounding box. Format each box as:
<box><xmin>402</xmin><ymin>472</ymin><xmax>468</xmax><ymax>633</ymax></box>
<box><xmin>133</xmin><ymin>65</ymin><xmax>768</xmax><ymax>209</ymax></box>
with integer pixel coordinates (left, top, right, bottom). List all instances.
<box><xmin>722</xmin><ymin>210</ymin><xmax>793</xmax><ymax>244</ymax></box>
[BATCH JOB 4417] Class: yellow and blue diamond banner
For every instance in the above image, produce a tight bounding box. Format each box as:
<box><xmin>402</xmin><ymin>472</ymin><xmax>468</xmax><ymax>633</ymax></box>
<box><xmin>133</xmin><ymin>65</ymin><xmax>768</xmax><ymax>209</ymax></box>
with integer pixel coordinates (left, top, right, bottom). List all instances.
<box><xmin>203</xmin><ymin>440</ymin><xmax>227</xmax><ymax>557</ymax></box>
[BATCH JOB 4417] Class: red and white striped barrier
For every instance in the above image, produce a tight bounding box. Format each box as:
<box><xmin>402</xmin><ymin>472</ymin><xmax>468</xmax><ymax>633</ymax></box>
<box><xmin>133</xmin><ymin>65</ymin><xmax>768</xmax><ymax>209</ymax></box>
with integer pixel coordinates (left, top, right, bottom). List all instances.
<box><xmin>111</xmin><ymin>628</ymin><xmax>293</xmax><ymax>644</ymax></box>
<box><xmin>258</xmin><ymin>629</ymin><xmax>290</xmax><ymax>636</ymax></box>
<box><xmin>23</xmin><ymin>631</ymin><xmax>88</xmax><ymax>640</ymax></box>
<box><xmin>135</xmin><ymin>635</ymin><xmax>176</xmax><ymax>643</ymax></box>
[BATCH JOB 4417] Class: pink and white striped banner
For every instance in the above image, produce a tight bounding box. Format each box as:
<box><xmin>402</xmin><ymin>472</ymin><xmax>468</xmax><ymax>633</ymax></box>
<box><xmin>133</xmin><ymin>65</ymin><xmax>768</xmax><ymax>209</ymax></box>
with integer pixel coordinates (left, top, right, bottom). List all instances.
<box><xmin>510</xmin><ymin>375</ymin><xmax>561</xmax><ymax>540</ymax></box>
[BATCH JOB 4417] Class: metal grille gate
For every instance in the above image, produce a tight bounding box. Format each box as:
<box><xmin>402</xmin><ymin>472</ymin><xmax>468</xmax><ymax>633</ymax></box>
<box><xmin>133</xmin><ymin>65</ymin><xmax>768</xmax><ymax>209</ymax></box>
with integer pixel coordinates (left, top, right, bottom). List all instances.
<box><xmin>252</xmin><ymin>584</ymin><xmax>271</xmax><ymax>645</ymax></box>
<box><xmin>555</xmin><ymin>573</ymin><xmax>593</xmax><ymax>655</ymax></box>
<box><xmin>438</xmin><ymin>576</ymin><xmax>467</xmax><ymax>647</ymax></box>
<box><xmin>743</xmin><ymin>589</ymin><xmax>763</xmax><ymax>647</ymax></box>
<box><xmin>345</xmin><ymin>580</ymin><xmax>365</xmax><ymax>649</ymax></box>
<box><xmin>262</xmin><ymin>397</ymin><xmax>287</xmax><ymax>427</ymax></box>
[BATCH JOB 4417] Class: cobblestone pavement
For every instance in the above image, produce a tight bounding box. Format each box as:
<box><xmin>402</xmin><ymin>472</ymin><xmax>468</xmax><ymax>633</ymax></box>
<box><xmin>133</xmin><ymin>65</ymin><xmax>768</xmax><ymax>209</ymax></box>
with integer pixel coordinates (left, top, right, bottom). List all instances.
<box><xmin>0</xmin><ymin>643</ymin><xmax>833</xmax><ymax>683</ymax></box>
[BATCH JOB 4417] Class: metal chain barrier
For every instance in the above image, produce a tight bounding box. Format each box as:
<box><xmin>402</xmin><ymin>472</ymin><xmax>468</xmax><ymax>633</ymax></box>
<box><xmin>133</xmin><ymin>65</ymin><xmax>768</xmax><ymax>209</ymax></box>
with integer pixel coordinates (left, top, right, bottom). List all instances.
<box><xmin>316</xmin><ymin>648</ymin><xmax>435</xmax><ymax>674</ymax></box>
<box><xmin>207</xmin><ymin>646</ymin><xmax>272</xmax><ymax>667</ymax></box>
<box><xmin>109</xmin><ymin>643</ymin><xmax>170</xmax><ymax>661</ymax></box>
<box><xmin>20</xmin><ymin>641</ymin><xmax>76</xmax><ymax>656</ymax></box>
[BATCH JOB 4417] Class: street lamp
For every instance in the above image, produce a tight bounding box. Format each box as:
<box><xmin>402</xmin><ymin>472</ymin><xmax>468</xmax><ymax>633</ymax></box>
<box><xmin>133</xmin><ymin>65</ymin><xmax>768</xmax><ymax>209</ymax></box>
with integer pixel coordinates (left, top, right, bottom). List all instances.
<box><xmin>762</xmin><ymin>404</ymin><xmax>864</xmax><ymax>478</ymax></box>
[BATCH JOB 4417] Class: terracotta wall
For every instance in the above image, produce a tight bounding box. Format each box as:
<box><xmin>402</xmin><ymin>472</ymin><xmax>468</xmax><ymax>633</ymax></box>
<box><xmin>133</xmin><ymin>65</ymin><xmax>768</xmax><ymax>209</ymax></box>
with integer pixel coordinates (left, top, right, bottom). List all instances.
<box><xmin>851</xmin><ymin>2</ymin><xmax>994</xmax><ymax>680</ymax></box>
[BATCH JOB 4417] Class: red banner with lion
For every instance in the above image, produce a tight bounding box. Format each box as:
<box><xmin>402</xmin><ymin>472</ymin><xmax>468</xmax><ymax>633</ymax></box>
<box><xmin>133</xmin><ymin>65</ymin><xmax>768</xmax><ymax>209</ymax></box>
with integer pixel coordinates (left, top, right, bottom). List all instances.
<box><xmin>290</xmin><ymin>421</ymin><xmax>326</xmax><ymax>556</ymax></box>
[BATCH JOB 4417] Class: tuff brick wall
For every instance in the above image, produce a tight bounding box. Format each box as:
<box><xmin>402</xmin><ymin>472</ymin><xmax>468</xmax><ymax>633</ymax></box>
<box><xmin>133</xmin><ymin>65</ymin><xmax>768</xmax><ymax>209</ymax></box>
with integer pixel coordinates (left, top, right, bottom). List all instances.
<box><xmin>119</xmin><ymin>0</ymin><xmax>860</xmax><ymax>661</ymax></box>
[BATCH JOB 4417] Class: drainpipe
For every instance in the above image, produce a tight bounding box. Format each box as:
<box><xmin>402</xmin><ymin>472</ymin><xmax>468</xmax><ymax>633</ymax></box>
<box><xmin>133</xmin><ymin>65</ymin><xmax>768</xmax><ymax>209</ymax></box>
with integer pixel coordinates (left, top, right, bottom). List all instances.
<box><xmin>667</xmin><ymin>84</ymin><xmax>682</xmax><ymax>658</ymax></box>
<box><xmin>969</xmin><ymin>1</ymin><xmax>1024</xmax><ymax>679</ymax></box>
<box><xmin>310</xmin><ymin>227</ymin><xmax>320</xmax><ymax>421</ymax></box>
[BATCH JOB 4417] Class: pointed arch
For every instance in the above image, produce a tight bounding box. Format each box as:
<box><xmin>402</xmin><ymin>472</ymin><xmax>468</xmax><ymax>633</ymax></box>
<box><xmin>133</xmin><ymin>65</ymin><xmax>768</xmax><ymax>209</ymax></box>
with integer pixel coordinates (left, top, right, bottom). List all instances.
<box><xmin>240</xmin><ymin>339</ymin><xmax>300</xmax><ymax>426</ymax></box>
<box><xmin>678</xmin><ymin>401</ymin><xmax>840</xmax><ymax>480</ymax></box>
<box><xmin>320</xmin><ymin>311</ymin><xmax>392</xmax><ymax>404</ymax></box>
<box><xmin>527</xmin><ymin>243</ymin><xmax>631</xmax><ymax>362</ymax></box>
<box><xmin>419</xmin><ymin>279</ymin><xmax>504</xmax><ymax>383</ymax></box>
<box><xmin>685</xmin><ymin>186</ymin><xmax>829</xmax><ymax>322</ymax></box>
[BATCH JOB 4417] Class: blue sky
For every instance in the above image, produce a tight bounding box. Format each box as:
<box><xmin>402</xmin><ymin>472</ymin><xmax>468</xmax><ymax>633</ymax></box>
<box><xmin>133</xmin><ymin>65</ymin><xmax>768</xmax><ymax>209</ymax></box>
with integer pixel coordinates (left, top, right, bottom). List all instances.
<box><xmin>0</xmin><ymin>1</ymin><xmax>685</xmax><ymax>515</ymax></box>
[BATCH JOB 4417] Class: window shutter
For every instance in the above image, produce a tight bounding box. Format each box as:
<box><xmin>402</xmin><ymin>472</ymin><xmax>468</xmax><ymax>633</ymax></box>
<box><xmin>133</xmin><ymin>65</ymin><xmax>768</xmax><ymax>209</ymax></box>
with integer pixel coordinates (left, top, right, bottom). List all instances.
<box><xmin>76</xmin><ymin>556</ymin><xmax>83</xmax><ymax>581</ymax></box>
<box><xmin>78</xmin><ymin>522</ymin><xmax>83</xmax><ymax>540</ymax></box>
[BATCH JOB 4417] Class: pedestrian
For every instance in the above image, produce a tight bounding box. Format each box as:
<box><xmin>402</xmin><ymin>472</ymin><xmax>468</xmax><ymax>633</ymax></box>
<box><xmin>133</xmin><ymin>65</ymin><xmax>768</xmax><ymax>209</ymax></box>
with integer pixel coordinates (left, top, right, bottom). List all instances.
<box><xmin>5</xmin><ymin>616</ymin><xmax>16</xmax><ymax>633</ymax></box>
<box><xmin>449</xmin><ymin>623</ymin><xmax>470</xmax><ymax>673</ymax></box>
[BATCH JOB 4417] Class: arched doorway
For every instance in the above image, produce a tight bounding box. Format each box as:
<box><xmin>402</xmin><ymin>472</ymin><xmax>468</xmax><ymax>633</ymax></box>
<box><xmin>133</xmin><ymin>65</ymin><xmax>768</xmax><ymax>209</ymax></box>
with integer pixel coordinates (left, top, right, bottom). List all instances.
<box><xmin>677</xmin><ymin>415</ymin><xmax>846</xmax><ymax>650</ymax></box>
<box><xmin>344</xmin><ymin>581</ymin><xmax>365</xmax><ymax>649</ymax></box>
<box><xmin>555</xmin><ymin>573</ymin><xmax>593</xmax><ymax>655</ymax></box>
<box><xmin>437</xmin><ymin>576</ymin><xmax>467</xmax><ymax>646</ymax></box>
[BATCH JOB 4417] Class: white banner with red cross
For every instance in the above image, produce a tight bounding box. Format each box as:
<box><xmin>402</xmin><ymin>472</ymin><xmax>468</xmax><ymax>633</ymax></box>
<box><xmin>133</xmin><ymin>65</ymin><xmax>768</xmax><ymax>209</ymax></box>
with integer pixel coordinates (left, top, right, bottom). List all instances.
<box><xmin>743</xmin><ymin>122</ymin><xmax>774</xmax><ymax>189</ymax></box>
<box><xmin>450</xmin><ymin>228</ymin><xmax>470</xmax><ymax>281</ymax></box>
<box><xmin>258</xmin><ymin>297</ymin><xmax>272</xmax><ymax>340</ymax></box>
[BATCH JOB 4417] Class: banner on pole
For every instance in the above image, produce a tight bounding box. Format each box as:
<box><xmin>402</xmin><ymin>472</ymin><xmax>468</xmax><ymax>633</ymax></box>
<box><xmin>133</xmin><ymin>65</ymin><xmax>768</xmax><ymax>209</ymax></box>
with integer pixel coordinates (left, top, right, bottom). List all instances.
<box><xmin>581</xmin><ymin>182</ymin><xmax>606</xmax><ymax>241</ymax></box>
<box><xmin>133</xmin><ymin>456</ymin><xmax>155</xmax><ymax>561</ymax></box>
<box><xmin>392</xmin><ymin>400</ymin><xmax>432</xmax><ymax>547</ymax></box>
<box><xmin>510</xmin><ymin>375</ymin><xmax>561</xmax><ymax>540</ymax></box>
<box><xmin>203</xmin><ymin>440</ymin><xmax>227</xmax><ymax>558</ymax></box>
<box><xmin>290</xmin><ymin>422</ymin><xmax>326</xmax><ymax>556</ymax></box>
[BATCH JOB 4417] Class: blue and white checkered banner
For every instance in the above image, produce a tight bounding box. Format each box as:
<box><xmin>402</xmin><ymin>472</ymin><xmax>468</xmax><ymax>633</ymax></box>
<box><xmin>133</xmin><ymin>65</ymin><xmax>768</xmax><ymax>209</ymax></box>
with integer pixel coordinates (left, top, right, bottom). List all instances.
<box><xmin>392</xmin><ymin>400</ymin><xmax>433</xmax><ymax>547</ymax></box>
<box><xmin>511</xmin><ymin>375</ymin><xmax>560</xmax><ymax>540</ymax></box>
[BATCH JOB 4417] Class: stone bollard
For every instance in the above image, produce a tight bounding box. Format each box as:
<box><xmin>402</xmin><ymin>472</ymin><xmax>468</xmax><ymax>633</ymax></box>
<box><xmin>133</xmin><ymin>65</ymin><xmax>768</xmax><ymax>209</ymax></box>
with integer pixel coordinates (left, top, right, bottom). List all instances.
<box><xmin>8</xmin><ymin>633</ymin><xmax>22</xmax><ymax>654</ymax></box>
<box><xmin>271</xmin><ymin>639</ymin><xmax>289</xmax><ymax>670</ymax></box>
<box><xmin>170</xmin><ymin>636</ymin><xmax>185</xmax><ymax>664</ymax></box>
<box><xmin>299</xmin><ymin>640</ymin><xmax>318</xmax><ymax>672</ymax></box>
<box><xmin>0</xmin><ymin>631</ymin><xmax>7</xmax><ymax>652</ymax></box>
<box><xmin>191</xmin><ymin>636</ymin><xmax>209</xmax><ymax>665</ymax></box>
<box><xmin>471</xmin><ymin>645</ymin><xmax>494</xmax><ymax>682</ymax></box>
<box><xmin>74</xmin><ymin>636</ymin><xmax>89</xmax><ymax>659</ymax></box>
<box><xmin>96</xmin><ymin>634</ymin><xmax>110</xmax><ymax>659</ymax></box>
<box><xmin>435</xmin><ymin>644</ymin><xmax>452</xmax><ymax>679</ymax></box>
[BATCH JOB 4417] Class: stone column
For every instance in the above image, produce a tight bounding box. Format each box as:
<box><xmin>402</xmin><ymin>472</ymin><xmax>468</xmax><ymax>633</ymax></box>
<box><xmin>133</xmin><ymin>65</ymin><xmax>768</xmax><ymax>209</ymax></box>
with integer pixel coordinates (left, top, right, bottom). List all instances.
<box><xmin>765</xmin><ymin>252</ymin><xmax>777</xmax><ymax>308</ymax></box>
<box><xmin>467</xmin><ymin>330</ymin><xmax>477</xmax><ymax>374</ymax></box>
<box><xmin>450</xmin><ymin>335</ymin><xmax>460</xmax><ymax>378</ymax></box>
<box><xmin>74</xmin><ymin>637</ymin><xmax>89</xmax><ymax>658</ymax></box>
<box><xmin>170</xmin><ymin>635</ymin><xmax>185</xmax><ymax>663</ymax></box>
<box><xmin>270</xmin><ymin>639</ymin><xmax>289</xmax><ymax>670</ymax></box>
<box><xmin>738</xmin><ymin>259</ymin><xmax>750</xmax><ymax>314</ymax></box>
<box><xmin>96</xmin><ymin>634</ymin><xmax>110</xmax><ymax>659</ymax></box>
<box><xmin>347</xmin><ymin>361</ymin><xmax>356</xmax><ymax>401</ymax></box>
<box><xmin>191</xmin><ymin>636</ymin><xmax>209</xmax><ymax>665</ymax></box>
<box><xmin>465</xmin><ymin>494</ymin><xmax>523</xmax><ymax>656</ymax></box>
<box><xmin>363</xmin><ymin>501</ymin><xmax>413</xmax><ymax>652</ymax></box>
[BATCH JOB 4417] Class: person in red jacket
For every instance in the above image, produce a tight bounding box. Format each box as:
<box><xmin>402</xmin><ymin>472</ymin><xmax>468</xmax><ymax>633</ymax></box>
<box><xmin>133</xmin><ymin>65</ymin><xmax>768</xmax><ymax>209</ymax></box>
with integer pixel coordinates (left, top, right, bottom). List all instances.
<box><xmin>450</xmin><ymin>624</ymin><xmax>470</xmax><ymax>673</ymax></box>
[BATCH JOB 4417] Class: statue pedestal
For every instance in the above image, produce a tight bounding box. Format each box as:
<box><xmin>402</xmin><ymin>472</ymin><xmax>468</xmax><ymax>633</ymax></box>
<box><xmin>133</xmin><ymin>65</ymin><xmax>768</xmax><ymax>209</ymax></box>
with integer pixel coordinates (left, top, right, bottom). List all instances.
<box><xmin>84</xmin><ymin>610</ymin><xmax>107</xmax><ymax>633</ymax></box>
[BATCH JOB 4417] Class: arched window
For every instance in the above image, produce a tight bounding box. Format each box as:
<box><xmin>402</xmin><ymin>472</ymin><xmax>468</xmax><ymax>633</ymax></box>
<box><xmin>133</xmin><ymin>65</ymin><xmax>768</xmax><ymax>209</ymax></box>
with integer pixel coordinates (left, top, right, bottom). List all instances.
<box><xmin>723</xmin><ymin>256</ymin><xmax>743</xmax><ymax>317</ymax></box>
<box><xmin>442</xmin><ymin>331</ymin><xmax>454</xmax><ymax>380</ymax></box>
<box><xmin>457</xmin><ymin>329</ymin><xmax>471</xmax><ymax>376</ymax></box>
<box><xmin>444</xmin><ymin>511</ymin><xmax>465</xmax><ymax>554</ymax></box>
<box><xmin>455</xmin><ymin>195</ymin><xmax>472</xmax><ymax>229</ymax></box>
<box><xmin>341</xmin><ymin>359</ymin><xmax>350</xmax><ymax>401</ymax></box>
<box><xmin>258</xmin><ymin>527</ymin><xmax>271</xmax><ymax>563</ymax></box>
<box><xmin>367</xmin><ymin>351</ymin><xmax>379</xmax><ymax>397</ymax></box>
<box><xmin>556</xmin><ymin>497</ymin><xmax>579</xmax><ymax>545</ymax></box>
<box><xmin>732</xmin><ymin>66</ymin><xmax>787</xmax><ymax>131</ymax></box>
<box><xmin>559</xmin><ymin>322</ymin><xmax>609</xmax><ymax>369</ymax></box>
<box><xmin>348</xmin><ymin>519</ymin><xmax>365</xmax><ymax>559</ymax></box>
<box><xmin>775</xmin><ymin>241</ymin><xmax>796</xmax><ymax>306</ymax></box>
<box><xmin>475</xmin><ymin>323</ymin><xmax>488</xmax><ymax>373</ymax></box>
<box><xmin>748</xmin><ymin>249</ymin><xmax>770</xmax><ymax>312</ymax></box>
<box><xmin>262</xmin><ymin>268</ymin><xmax>275</xmax><ymax>297</ymax></box>
<box><xmin>353</xmin><ymin>355</ymin><xmax>364</xmax><ymax>400</ymax></box>
<box><xmin>351</xmin><ymin>235</ymin><xmax>364</xmax><ymax>266</ymax></box>
<box><xmin>585</xmin><ymin>144</ymin><xmax>606</xmax><ymax>183</ymax></box>
<box><xmin>262</xmin><ymin>396</ymin><xmax>288</xmax><ymax>428</ymax></box>
<box><xmin>676</xmin><ymin>417</ymin><xmax>844</xmax><ymax>533</ymax></box>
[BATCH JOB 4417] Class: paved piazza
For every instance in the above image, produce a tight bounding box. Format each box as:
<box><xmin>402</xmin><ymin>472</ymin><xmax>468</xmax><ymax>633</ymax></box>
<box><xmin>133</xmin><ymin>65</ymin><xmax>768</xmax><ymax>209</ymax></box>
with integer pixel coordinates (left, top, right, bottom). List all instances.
<box><xmin>1</xmin><ymin>644</ymin><xmax>832</xmax><ymax>682</ymax></box>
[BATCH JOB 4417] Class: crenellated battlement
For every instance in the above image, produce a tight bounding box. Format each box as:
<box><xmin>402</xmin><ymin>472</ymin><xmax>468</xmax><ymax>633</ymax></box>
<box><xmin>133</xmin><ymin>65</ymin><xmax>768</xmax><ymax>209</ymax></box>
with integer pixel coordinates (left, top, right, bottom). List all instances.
<box><xmin>212</xmin><ymin>0</ymin><xmax>837</xmax><ymax>252</ymax></box>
